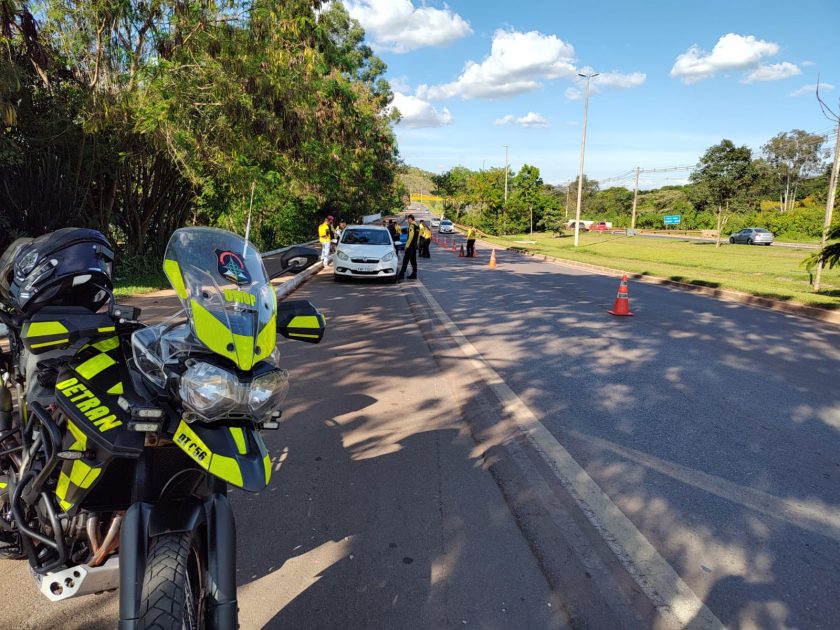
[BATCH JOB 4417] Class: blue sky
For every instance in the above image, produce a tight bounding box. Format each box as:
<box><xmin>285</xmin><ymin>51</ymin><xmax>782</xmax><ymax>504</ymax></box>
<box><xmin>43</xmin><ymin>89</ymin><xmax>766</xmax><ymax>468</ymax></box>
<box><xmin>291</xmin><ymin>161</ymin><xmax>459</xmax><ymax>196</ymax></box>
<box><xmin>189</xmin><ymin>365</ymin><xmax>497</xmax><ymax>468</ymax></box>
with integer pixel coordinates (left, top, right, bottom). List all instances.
<box><xmin>342</xmin><ymin>0</ymin><xmax>839</xmax><ymax>189</ymax></box>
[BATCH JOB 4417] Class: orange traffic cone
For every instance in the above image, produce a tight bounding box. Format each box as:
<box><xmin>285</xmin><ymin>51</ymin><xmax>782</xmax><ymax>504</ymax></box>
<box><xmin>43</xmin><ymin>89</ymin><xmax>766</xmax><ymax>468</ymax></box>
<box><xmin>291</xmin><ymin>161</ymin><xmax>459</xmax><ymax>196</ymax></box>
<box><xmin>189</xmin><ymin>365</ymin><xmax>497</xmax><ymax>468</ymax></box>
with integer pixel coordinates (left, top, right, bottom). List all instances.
<box><xmin>452</xmin><ymin>240</ymin><xmax>458</xmax><ymax>252</ymax></box>
<box><xmin>459</xmin><ymin>244</ymin><xmax>465</xmax><ymax>257</ymax></box>
<box><xmin>608</xmin><ymin>274</ymin><xmax>634</xmax><ymax>316</ymax></box>
<box><xmin>488</xmin><ymin>249</ymin><xmax>497</xmax><ymax>269</ymax></box>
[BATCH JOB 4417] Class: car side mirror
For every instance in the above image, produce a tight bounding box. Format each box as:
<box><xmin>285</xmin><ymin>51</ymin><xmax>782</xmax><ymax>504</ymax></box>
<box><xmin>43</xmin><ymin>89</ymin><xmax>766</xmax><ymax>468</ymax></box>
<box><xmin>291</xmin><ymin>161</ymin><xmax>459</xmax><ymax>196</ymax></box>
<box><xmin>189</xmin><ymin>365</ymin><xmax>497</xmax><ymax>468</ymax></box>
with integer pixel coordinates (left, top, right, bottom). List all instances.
<box><xmin>276</xmin><ymin>300</ymin><xmax>326</xmax><ymax>344</ymax></box>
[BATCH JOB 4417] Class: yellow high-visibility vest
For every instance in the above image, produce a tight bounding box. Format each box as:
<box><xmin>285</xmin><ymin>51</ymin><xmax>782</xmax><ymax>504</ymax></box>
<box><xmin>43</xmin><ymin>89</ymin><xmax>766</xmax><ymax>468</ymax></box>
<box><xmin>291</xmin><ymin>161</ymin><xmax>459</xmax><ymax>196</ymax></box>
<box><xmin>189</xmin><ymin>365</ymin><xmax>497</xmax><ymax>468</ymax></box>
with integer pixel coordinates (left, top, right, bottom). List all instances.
<box><xmin>467</xmin><ymin>227</ymin><xmax>477</xmax><ymax>240</ymax></box>
<box><xmin>318</xmin><ymin>222</ymin><xmax>331</xmax><ymax>243</ymax></box>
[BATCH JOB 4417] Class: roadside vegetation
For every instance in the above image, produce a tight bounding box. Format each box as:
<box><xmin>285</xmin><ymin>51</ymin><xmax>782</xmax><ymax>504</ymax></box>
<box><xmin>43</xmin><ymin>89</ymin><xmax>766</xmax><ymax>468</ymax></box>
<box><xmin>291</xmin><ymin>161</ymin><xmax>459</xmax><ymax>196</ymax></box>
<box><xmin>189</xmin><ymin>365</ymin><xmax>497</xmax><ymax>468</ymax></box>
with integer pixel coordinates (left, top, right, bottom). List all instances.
<box><xmin>0</xmin><ymin>1</ymin><xmax>405</xmax><ymax>288</ymax></box>
<box><xmin>480</xmin><ymin>232</ymin><xmax>840</xmax><ymax>310</ymax></box>
<box><xmin>433</xmin><ymin>133</ymin><xmax>833</xmax><ymax>244</ymax></box>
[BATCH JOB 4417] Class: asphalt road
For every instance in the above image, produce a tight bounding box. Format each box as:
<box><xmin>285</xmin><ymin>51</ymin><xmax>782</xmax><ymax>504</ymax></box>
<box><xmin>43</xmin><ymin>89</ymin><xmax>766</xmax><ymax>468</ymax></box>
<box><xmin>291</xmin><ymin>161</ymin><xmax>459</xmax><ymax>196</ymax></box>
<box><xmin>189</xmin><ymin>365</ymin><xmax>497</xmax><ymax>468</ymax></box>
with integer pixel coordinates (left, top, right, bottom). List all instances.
<box><xmin>410</xmin><ymin>227</ymin><xmax>840</xmax><ymax>629</ymax></box>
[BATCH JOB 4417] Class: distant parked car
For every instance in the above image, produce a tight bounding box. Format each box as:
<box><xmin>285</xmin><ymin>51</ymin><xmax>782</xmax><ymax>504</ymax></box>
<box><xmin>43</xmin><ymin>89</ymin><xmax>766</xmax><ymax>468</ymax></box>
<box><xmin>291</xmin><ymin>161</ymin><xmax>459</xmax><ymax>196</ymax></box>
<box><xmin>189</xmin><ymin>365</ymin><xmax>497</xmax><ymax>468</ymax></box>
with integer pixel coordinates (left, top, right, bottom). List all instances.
<box><xmin>439</xmin><ymin>220</ymin><xmax>454</xmax><ymax>234</ymax></box>
<box><xmin>431</xmin><ymin>217</ymin><xmax>442</xmax><ymax>228</ymax></box>
<box><xmin>590</xmin><ymin>222</ymin><xmax>609</xmax><ymax>232</ymax></box>
<box><xmin>567</xmin><ymin>221</ymin><xmax>589</xmax><ymax>232</ymax></box>
<box><xmin>729</xmin><ymin>228</ymin><xmax>774</xmax><ymax>246</ymax></box>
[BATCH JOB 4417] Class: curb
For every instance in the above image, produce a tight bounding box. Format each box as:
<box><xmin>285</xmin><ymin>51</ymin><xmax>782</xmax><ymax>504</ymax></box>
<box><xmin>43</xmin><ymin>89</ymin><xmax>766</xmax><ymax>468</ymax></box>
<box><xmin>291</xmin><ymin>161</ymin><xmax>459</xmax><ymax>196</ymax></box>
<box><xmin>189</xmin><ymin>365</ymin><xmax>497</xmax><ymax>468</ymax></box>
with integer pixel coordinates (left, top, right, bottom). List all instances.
<box><xmin>275</xmin><ymin>260</ymin><xmax>325</xmax><ymax>300</ymax></box>
<box><xmin>488</xmin><ymin>242</ymin><xmax>840</xmax><ymax>327</ymax></box>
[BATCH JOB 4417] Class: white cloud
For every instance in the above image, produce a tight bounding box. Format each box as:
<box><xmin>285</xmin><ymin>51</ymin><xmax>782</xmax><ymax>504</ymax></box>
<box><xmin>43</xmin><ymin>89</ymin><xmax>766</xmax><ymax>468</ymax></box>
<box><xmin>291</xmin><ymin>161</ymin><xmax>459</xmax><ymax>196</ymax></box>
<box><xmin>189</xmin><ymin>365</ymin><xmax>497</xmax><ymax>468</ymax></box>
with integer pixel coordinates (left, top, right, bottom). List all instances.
<box><xmin>345</xmin><ymin>0</ymin><xmax>472</xmax><ymax>53</ymax></box>
<box><xmin>801</xmin><ymin>60</ymin><xmax>816</xmax><ymax>67</ymax></box>
<box><xmin>563</xmin><ymin>69</ymin><xmax>646</xmax><ymax>101</ymax></box>
<box><xmin>742</xmin><ymin>62</ymin><xmax>801</xmax><ymax>83</ymax></box>
<box><xmin>388</xmin><ymin>75</ymin><xmax>411</xmax><ymax>93</ymax></box>
<box><xmin>389</xmin><ymin>92</ymin><xmax>453</xmax><ymax>128</ymax></box>
<box><xmin>670</xmin><ymin>33</ymin><xmax>782</xmax><ymax>84</ymax></box>
<box><xmin>517</xmin><ymin>112</ymin><xmax>550</xmax><ymax>127</ymax></box>
<box><xmin>495</xmin><ymin>112</ymin><xmax>550</xmax><ymax>128</ymax></box>
<box><xmin>417</xmin><ymin>29</ymin><xmax>576</xmax><ymax>100</ymax></box>
<box><xmin>789</xmin><ymin>82</ymin><xmax>835</xmax><ymax>97</ymax></box>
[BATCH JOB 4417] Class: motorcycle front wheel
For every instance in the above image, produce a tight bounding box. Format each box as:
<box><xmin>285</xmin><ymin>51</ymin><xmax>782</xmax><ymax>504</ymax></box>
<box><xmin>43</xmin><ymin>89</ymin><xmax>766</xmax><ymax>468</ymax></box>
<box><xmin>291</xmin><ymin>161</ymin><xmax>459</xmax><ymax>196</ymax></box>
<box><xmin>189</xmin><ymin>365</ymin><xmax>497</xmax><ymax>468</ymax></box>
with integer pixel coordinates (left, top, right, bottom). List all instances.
<box><xmin>139</xmin><ymin>530</ymin><xmax>207</xmax><ymax>630</ymax></box>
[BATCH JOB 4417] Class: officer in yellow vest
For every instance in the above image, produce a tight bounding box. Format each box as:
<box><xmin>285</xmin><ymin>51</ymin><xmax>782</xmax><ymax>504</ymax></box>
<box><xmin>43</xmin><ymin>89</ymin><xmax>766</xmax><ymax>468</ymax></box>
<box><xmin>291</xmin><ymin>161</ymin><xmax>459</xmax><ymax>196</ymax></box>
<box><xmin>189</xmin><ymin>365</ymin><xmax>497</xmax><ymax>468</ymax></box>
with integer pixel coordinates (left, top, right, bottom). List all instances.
<box><xmin>318</xmin><ymin>215</ymin><xmax>334</xmax><ymax>266</ymax></box>
<box><xmin>418</xmin><ymin>220</ymin><xmax>432</xmax><ymax>258</ymax></box>
<box><xmin>466</xmin><ymin>226</ymin><xmax>477</xmax><ymax>257</ymax></box>
<box><xmin>397</xmin><ymin>214</ymin><xmax>419</xmax><ymax>280</ymax></box>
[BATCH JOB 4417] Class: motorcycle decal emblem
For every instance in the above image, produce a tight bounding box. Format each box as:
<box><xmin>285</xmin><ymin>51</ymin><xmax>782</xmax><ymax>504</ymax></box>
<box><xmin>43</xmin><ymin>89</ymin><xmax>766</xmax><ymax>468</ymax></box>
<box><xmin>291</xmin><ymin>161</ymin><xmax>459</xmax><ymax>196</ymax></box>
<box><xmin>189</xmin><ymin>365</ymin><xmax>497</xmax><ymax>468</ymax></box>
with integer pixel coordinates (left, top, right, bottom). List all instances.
<box><xmin>216</xmin><ymin>250</ymin><xmax>251</xmax><ymax>285</ymax></box>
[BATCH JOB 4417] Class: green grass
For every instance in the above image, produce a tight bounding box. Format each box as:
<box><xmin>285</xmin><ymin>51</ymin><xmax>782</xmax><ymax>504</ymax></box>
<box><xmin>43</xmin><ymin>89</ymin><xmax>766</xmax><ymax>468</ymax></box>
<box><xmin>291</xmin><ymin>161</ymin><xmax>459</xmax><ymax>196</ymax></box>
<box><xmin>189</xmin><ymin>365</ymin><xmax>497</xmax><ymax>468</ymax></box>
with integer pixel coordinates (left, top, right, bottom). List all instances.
<box><xmin>112</xmin><ymin>254</ymin><xmax>170</xmax><ymax>297</ymax></box>
<box><xmin>486</xmin><ymin>232</ymin><xmax>840</xmax><ymax>310</ymax></box>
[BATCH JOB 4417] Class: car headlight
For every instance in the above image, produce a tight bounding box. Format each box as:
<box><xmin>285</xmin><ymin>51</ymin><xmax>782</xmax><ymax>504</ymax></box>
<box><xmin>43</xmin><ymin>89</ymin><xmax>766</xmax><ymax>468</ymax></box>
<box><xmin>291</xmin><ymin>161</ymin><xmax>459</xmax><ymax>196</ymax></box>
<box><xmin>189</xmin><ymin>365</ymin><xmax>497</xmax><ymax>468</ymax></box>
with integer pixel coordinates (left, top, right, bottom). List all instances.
<box><xmin>381</xmin><ymin>251</ymin><xmax>395</xmax><ymax>262</ymax></box>
<box><xmin>336</xmin><ymin>250</ymin><xmax>349</xmax><ymax>261</ymax></box>
<box><xmin>249</xmin><ymin>369</ymin><xmax>289</xmax><ymax>418</ymax></box>
<box><xmin>179</xmin><ymin>362</ymin><xmax>239</xmax><ymax>420</ymax></box>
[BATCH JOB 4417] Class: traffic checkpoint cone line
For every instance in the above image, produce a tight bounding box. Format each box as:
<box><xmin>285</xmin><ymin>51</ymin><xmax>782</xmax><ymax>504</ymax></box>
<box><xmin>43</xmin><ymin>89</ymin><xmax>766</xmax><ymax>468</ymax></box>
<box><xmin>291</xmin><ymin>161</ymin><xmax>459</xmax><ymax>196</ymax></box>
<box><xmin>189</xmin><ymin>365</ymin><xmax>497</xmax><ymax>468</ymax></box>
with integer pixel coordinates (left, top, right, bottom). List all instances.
<box><xmin>608</xmin><ymin>274</ymin><xmax>634</xmax><ymax>316</ymax></box>
<box><xmin>488</xmin><ymin>249</ymin><xmax>497</xmax><ymax>269</ymax></box>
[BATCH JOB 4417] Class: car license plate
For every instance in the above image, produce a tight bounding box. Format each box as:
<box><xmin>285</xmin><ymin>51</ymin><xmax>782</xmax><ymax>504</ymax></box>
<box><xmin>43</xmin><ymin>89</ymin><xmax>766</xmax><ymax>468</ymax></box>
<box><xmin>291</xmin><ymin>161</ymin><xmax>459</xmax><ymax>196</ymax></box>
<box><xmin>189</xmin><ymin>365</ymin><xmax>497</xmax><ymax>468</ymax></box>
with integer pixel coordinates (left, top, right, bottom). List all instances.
<box><xmin>357</xmin><ymin>266</ymin><xmax>372</xmax><ymax>272</ymax></box>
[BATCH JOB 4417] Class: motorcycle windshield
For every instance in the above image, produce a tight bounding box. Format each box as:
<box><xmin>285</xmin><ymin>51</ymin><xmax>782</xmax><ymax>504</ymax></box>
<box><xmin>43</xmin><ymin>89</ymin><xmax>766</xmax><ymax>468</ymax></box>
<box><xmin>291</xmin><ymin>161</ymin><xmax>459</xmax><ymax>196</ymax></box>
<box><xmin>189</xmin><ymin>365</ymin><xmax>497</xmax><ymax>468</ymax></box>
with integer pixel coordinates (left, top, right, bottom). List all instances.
<box><xmin>163</xmin><ymin>227</ymin><xmax>277</xmax><ymax>370</ymax></box>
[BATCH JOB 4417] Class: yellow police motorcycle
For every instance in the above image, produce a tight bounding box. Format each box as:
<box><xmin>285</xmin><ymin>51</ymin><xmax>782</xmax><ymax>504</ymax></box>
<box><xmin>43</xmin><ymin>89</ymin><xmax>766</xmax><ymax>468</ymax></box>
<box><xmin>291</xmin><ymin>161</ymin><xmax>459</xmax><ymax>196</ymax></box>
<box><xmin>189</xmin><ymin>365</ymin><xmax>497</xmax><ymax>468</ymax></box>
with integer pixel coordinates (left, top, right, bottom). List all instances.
<box><xmin>0</xmin><ymin>226</ymin><xmax>324</xmax><ymax>628</ymax></box>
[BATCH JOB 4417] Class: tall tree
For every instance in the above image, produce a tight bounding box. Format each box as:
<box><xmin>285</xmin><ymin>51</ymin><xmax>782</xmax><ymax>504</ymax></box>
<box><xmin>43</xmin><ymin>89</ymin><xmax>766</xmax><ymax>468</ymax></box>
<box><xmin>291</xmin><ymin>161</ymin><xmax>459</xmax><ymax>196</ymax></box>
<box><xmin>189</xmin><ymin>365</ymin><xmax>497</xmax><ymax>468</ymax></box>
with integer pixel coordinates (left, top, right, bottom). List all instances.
<box><xmin>509</xmin><ymin>164</ymin><xmax>544</xmax><ymax>233</ymax></box>
<box><xmin>762</xmin><ymin>129</ymin><xmax>828</xmax><ymax>212</ymax></box>
<box><xmin>690</xmin><ymin>140</ymin><xmax>757</xmax><ymax>247</ymax></box>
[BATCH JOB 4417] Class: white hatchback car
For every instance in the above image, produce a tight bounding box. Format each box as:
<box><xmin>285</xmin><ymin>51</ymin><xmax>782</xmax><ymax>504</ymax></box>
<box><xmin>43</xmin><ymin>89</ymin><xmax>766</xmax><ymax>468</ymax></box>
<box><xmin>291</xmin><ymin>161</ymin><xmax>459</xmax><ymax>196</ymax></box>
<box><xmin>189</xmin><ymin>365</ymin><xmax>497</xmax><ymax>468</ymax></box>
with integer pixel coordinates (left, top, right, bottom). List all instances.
<box><xmin>334</xmin><ymin>225</ymin><xmax>398</xmax><ymax>282</ymax></box>
<box><xmin>431</xmin><ymin>217</ymin><xmax>442</xmax><ymax>228</ymax></box>
<box><xmin>438</xmin><ymin>219</ymin><xmax>455</xmax><ymax>234</ymax></box>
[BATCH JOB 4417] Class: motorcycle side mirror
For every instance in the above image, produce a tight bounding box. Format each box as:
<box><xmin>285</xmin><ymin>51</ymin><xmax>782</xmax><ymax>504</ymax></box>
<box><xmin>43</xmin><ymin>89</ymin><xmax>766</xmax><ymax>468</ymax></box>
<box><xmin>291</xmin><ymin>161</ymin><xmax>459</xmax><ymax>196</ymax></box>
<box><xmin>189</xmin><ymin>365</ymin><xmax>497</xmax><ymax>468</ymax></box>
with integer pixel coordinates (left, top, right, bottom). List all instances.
<box><xmin>263</xmin><ymin>246</ymin><xmax>320</xmax><ymax>279</ymax></box>
<box><xmin>276</xmin><ymin>300</ymin><xmax>326</xmax><ymax>344</ymax></box>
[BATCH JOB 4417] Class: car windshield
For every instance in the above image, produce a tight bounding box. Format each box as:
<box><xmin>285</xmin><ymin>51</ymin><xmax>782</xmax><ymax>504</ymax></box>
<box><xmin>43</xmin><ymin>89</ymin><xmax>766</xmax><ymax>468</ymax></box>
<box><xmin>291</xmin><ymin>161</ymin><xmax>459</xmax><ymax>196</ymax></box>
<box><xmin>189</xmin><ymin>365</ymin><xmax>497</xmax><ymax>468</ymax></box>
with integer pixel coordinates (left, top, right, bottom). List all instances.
<box><xmin>441</xmin><ymin>221</ymin><xmax>453</xmax><ymax>226</ymax></box>
<box><xmin>754</xmin><ymin>228</ymin><xmax>770</xmax><ymax>233</ymax></box>
<box><xmin>342</xmin><ymin>229</ymin><xmax>391</xmax><ymax>245</ymax></box>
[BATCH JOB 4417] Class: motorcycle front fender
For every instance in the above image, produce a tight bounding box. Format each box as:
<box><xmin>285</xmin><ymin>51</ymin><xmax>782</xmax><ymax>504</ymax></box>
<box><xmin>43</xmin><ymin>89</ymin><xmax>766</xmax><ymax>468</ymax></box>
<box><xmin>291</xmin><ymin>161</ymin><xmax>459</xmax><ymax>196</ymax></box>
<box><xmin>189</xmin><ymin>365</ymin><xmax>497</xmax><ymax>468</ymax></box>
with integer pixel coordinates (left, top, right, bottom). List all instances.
<box><xmin>172</xmin><ymin>421</ymin><xmax>271</xmax><ymax>492</ymax></box>
<box><xmin>118</xmin><ymin>494</ymin><xmax>237</xmax><ymax>629</ymax></box>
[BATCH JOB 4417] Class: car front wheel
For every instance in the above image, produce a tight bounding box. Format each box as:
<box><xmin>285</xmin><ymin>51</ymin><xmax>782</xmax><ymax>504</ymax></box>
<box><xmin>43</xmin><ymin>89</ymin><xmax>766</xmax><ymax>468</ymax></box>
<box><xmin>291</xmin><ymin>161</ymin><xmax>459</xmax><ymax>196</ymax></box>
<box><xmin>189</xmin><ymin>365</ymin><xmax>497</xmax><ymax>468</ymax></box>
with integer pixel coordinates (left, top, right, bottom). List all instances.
<box><xmin>729</xmin><ymin>237</ymin><xmax>735</xmax><ymax>244</ymax></box>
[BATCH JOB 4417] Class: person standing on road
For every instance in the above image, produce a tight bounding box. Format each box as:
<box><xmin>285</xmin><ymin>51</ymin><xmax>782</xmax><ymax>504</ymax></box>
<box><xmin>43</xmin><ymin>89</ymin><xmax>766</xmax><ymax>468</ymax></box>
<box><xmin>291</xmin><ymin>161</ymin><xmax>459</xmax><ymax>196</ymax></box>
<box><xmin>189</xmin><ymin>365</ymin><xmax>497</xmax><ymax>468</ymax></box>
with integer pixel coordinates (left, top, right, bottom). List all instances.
<box><xmin>466</xmin><ymin>226</ymin><xmax>477</xmax><ymax>258</ymax></box>
<box><xmin>397</xmin><ymin>214</ymin><xmax>419</xmax><ymax>280</ymax></box>
<box><xmin>418</xmin><ymin>220</ymin><xmax>432</xmax><ymax>258</ymax></box>
<box><xmin>334</xmin><ymin>221</ymin><xmax>346</xmax><ymax>246</ymax></box>
<box><xmin>319</xmin><ymin>215</ymin><xmax>334</xmax><ymax>266</ymax></box>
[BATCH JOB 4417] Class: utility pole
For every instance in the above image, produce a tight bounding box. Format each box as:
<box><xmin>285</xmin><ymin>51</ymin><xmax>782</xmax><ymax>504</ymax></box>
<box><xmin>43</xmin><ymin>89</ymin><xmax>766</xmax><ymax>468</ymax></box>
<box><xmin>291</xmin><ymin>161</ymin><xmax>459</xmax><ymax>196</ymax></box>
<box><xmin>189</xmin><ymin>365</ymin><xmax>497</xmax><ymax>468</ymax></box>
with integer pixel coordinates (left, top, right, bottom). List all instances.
<box><xmin>574</xmin><ymin>72</ymin><xmax>598</xmax><ymax>246</ymax></box>
<box><xmin>631</xmin><ymin>166</ymin><xmax>640</xmax><ymax>231</ymax></box>
<box><xmin>530</xmin><ymin>206</ymin><xmax>533</xmax><ymax>235</ymax></box>
<box><xmin>813</xmin><ymin>121</ymin><xmax>840</xmax><ymax>292</ymax></box>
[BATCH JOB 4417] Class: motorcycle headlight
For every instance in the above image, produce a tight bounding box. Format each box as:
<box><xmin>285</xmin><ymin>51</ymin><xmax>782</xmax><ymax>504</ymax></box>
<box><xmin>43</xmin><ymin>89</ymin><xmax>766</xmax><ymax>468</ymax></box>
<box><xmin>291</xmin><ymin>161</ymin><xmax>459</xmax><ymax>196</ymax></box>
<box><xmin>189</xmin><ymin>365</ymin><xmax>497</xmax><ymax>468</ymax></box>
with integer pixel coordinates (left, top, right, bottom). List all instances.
<box><xmin>249</xmin><ymin>369</ymin><xmax>289</xmax><ymax>418</ymax></box>
<box><xmin>179</xmin><ymin>362</ymin><xmax>239</xmax><ymax>420</ymax></box>
<box><xmin>381</xmin><ymin>251</ymin><xmax>395</xmax><ymax>262</ymax></box>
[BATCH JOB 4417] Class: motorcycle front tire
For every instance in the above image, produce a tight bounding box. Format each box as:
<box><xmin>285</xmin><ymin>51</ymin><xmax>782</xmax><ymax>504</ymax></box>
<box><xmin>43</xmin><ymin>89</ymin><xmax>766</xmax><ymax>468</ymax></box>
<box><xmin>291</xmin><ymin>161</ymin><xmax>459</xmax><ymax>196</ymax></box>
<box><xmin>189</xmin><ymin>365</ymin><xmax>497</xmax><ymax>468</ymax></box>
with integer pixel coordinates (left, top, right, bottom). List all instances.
<box><xmin>139</xmin><ymin>530</ymin><xmax>207</xmax><ymax>630</ymax></box>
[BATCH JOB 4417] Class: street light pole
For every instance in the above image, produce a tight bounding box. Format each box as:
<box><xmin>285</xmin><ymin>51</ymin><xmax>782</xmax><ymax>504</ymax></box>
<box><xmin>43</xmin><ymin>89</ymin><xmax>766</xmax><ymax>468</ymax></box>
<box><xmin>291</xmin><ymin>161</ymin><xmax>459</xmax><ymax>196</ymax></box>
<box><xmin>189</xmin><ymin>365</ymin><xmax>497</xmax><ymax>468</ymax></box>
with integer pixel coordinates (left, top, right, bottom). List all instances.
<box><xmin>573</xmin><ymin>72</ymin><xmax>598</xmax><ymax>247</ymax></box>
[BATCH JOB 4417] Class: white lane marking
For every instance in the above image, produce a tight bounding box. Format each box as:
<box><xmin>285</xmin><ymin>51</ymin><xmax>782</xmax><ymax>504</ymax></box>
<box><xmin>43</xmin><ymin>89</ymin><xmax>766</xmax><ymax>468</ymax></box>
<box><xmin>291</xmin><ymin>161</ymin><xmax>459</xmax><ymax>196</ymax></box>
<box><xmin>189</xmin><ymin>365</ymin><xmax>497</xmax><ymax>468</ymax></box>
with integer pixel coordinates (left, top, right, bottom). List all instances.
<box><xmin>416</xmin><ymin>282</ymin><xmax>725</xmax><ymax>630</ymax></box>
<box><xmin>569</xmin><ymin>428</ymin><xmax>840</xmax><ymax>543</ymax></box>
